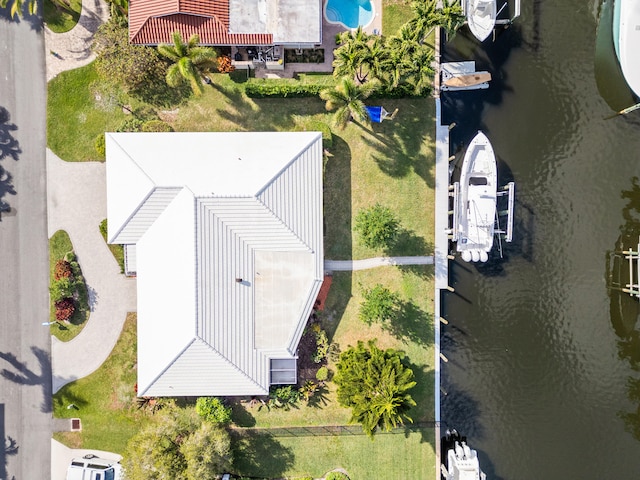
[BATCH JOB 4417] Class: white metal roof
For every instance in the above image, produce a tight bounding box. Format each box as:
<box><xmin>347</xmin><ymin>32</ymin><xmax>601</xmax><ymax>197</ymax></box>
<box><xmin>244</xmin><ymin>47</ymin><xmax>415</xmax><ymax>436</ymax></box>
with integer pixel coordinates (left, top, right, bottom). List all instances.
<box><xmin>105</xmin><ymin>132</ymin><xmax>323</xmax><ymax>397</ymax></box>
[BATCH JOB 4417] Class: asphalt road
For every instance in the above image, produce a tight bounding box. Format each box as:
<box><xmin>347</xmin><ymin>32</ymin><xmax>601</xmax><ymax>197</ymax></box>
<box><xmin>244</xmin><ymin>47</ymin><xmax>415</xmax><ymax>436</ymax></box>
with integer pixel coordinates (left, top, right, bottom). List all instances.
<box><xmin>0</xmin><ymin>8</ymin><xmax>51</xmax><ymax>480</ymax></box>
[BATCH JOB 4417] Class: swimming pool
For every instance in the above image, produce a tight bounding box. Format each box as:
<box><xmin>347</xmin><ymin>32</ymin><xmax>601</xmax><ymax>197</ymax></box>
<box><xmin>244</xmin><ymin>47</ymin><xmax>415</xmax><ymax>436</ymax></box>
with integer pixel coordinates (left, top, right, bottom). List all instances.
<box><xmin>324</xmin><ymin>0</ymin><xmax>375</xmax><ymax>30</ymax></box>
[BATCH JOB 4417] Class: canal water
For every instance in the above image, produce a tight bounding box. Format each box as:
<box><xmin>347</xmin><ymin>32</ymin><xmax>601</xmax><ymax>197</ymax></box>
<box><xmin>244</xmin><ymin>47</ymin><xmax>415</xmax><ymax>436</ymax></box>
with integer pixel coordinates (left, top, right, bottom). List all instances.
<box><xmin>440</xmin><ymin>0</ymin><xmax>640</xmax><ymax>479</ymax></box>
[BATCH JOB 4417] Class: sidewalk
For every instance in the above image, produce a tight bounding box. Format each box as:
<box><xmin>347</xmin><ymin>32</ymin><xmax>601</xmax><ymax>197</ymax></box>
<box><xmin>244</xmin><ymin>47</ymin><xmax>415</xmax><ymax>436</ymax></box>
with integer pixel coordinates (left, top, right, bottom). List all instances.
<box><xmin>325</xmin><ymin>256</ymin><xmax>434</xmax><ymax>272</ymax></box>
<box><xmin>47</xmin><ymin>150</ymin><xmax>137</xmax><ymax>393</ymax></box>
<box><xmin>44</xmin><ymin>0</ymin><xmax>109</xmax><ymax>81</ymax></box>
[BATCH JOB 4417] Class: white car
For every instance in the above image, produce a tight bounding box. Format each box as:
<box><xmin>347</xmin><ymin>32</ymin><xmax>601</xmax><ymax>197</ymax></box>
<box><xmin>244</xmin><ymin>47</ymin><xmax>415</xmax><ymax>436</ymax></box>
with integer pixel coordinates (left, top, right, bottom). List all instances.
<box><xmin>66</xmin><ymin>454</ymin><xmax>122</xmax><ymax>480</ymax></box>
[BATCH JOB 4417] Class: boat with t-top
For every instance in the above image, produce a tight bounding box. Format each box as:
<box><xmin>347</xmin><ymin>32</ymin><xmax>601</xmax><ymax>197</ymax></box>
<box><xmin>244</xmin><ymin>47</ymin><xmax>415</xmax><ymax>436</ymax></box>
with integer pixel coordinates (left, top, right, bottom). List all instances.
<box><xmin>441</xmin><ymin>429</ymin><xmax>487</xmax><ymax>480</ymax></box>
<box><xmin>456</xmin><ymin>131</ymin><xmax>497</xmax><ymax>263</ymax></box>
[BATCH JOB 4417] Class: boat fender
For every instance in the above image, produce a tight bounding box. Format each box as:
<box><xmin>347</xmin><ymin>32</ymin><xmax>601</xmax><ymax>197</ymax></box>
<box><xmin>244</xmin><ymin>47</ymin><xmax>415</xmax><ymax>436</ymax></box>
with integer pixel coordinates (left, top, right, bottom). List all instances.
<box><xmin>472</xmin><ymin>250</ymin><xmax>480</xmax><ymax>262</ymax></box>
<box><xmin>462</xmin><ymin>251</ymin><xmax>472</xmax><ymax>262</ymax></box>
<box><xmin>480</xmin><ymin>251</ymin><xmax>488</xmax><ymax>262</ymax></box>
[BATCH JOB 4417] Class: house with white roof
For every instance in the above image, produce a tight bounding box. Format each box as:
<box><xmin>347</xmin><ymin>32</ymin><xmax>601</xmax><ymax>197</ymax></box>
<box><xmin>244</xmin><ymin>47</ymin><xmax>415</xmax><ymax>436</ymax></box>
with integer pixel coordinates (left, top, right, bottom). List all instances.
<box><xmin>105</xmin><ymin>131</ymin><xmax>324</xmax><ymax>397</ymax></box>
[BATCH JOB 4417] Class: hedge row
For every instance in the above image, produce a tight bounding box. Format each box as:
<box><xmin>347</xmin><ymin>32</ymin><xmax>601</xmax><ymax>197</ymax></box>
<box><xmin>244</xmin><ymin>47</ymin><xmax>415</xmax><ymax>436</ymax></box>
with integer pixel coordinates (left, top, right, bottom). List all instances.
<box><xmin>244</xmin><ymin>79</ymin><xmax>428</xmax><ymax>99</ymax></box>
<box><xmin>245</xmin><ymin>81</ymin><xmax>325</xmax><ymax>98</ymax></box>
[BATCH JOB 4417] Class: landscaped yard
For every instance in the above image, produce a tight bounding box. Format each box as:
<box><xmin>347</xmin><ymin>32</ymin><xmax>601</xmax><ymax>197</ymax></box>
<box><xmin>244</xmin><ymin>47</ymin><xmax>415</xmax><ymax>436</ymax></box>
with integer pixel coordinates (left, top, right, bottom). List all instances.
<box><xmin>49</xmin><ymin>58</ymin><xmax>437</xmax><ymax>477</ymax></box>
<box><xmin>53</xmin><ymin>314</ymin><xmax>150</xmax><ymax>452</ymax></box>
<box><xmin>49</xmin><ymin>230</ymin><xmax>90</xmax><ymax>341</ymax></box>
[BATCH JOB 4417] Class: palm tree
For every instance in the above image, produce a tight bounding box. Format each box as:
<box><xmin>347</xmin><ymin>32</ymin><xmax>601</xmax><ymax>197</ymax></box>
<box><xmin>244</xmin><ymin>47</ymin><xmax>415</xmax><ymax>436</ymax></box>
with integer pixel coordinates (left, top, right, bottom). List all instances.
<box><xmin>157</xmin><ymin>31</ymin><xmax>218</xmax><ymax>96</ymax></box>
<box><xmin>436</xmin><ymin>0</ymin><xmax>466</xmax><ymax>39</ymax></box>
<box><xmin>332</xmin><ymin>26</ymin><xmax>374</xmax><ymax>83</ymax></box>
<box><xmin>0</xmin><ymin>0</ymin><xmax>36</xmax><ymax>18</ymax></box>
<box><xmin>406</xmin><ymin>0</ymin><xmax>439</xmax><ymax>42</ymax></box>
<box><xmin>320</xmin><ymin>77</ymin><xmax>379</xmax><ymax>129</ymax></box>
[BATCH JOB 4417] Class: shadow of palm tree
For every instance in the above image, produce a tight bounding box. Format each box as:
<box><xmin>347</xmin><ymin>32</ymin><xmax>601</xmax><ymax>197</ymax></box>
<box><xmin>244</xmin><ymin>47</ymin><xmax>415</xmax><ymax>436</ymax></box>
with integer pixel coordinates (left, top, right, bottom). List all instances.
<box><xmin>306</xmin><ymin>382</ymin><xmax>330</xmax><ymax>409</ymax></box>
<box><xmin>0</xmin><ymin>347</ymin><xmax>52</xmax><ymax>413</ymax></box>
<box><xmin>358</xmin><ymin>101</ymin><xmax>435</xmax><ymax>187</ymax></box>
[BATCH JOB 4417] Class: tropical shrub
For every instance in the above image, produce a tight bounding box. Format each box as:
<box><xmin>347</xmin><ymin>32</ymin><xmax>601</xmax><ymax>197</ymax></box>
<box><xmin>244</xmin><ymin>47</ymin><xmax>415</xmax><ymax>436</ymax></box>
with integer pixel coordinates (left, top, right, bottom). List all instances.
<box><xmin>195</xmin><ymin>397</ymin><xmax>232</xmax><ymax>425</ymax></box>
<box><xmin>359</xmin><ymin>284</ymin><xmax>401</xmax><ymax>325</ymax></box>
<box><xmin>299</xmin><ymin>380</ymin><xmax>319</xmax><ymax>402</ymax></box>
<box><xmin>94</xmin><ymin>133</ymin><xmax>106</xmax><ymax>157</ymax></box>
<box><xmin>54</xmin><ymin>259</ymin><xmax>73</xmax><ymax>280</ymax></box>
<box><xmin>334</xmin><ymin>340</ymin><xmax>416</xmax><ymax>437</ymax></box>
<box><xmin>312</xmin><ymin>329</ymin><xmax>330</xmax><ymax>363</ymax></box>
<box><xmin>354</xmin><ymin>204</ymin><xmax>400</xmax><ymax>250</ymax></box>
<box><xmin>217</xmin><ymin>55</ymin><xmax>235</xmax><ymax>73</ymax></box>
<box><xmin>116</xmin><ymin>117</ymin><xmax>144</xmax><ymax>133</ymax></box>
<box><xmin>141</xmin><ymin>120</ymin><xmax>174</xmax><ymax>132</ymax></box>
<box><xmin>267</xmin><ymin>385</ymin><xmax>300</xmax><ymax>410</ymax></box>
<box><xmin>316</xmin><ymin>366</ymin><xmax>329</xmax><ymax>382</ymax></box>
<box><xmin>50</xmin><ymin>277</ymin><xmax>74</xmax><ymax>302</ymax></box>
<box><xmin>325</xmin><ymin>472</ymin><xmax>350</xmax><ymax>480</ymax></box>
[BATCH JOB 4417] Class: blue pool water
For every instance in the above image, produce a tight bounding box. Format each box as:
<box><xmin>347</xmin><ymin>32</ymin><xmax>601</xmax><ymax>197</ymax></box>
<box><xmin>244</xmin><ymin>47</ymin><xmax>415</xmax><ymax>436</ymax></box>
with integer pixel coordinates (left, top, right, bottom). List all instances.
<box><xmin>324</xmin><ymin>0</ymin><xmax>375</xmax><ymax>29</ymax></box>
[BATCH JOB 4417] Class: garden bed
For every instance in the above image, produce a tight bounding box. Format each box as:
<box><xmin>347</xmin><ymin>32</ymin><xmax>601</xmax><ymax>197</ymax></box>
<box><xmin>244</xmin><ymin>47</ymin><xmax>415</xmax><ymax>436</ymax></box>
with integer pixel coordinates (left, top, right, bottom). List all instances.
<box><xmin>49</xmin><ymin>230</ymin><xmax>90</xmax><ymax>342</ymax></box>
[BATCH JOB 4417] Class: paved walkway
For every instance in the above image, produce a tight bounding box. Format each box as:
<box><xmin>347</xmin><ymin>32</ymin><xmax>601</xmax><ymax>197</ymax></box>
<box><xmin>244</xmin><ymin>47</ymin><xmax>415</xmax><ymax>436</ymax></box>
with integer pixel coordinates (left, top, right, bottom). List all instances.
<box><xmin>47</xmin><ymin>150</ymin><xmax>137</xmax><ymax>393</ymax></box>
<box><xmin>325</xmin><ymin>256</ymin><xmax>434</xmax><ymax>272</ymax></box>
<box><xmin>44</xmin><ymin>0</ymin><xmax>109</xmax><ymax>81</ymax></box>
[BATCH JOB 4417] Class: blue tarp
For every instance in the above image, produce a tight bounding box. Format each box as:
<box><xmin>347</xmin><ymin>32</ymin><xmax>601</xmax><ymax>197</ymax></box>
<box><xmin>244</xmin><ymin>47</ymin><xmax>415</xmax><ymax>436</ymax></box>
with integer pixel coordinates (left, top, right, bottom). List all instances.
<box><xmin>365</xmin><ymin>106</ymin><xmax>385</xmax><ymax>123</ymax></box>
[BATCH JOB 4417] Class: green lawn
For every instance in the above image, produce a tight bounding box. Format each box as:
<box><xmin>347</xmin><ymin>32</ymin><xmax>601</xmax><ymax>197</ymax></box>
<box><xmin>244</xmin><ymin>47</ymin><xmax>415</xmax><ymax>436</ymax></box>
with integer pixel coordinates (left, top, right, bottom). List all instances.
<box><xmin>233</xmin><ymin>429</ymin><xmax>435</xmax><ymax>478</ymax></box>
<box><xmin>47</xmin><ymin>63</ymin><xmax>130</xmax><ymax>161</ymax></box>
<box><xmin>49</xmin><ymin>230</ymin><xmax>90</xmax><ymax>342</ymax></box>
<box><xmin>44</xmin><ymin>0</ymin><xmax>82</xmax><ymax>33</ymax></box>
<box><xmin>383</xmin><ymin>0</ymin><xmax>414</xmax><ymax>36</ymax></box>
<box><xmin>53</xmin><ymin>314</ymin><xmax>149</xmax><ymax>453</ymax></box>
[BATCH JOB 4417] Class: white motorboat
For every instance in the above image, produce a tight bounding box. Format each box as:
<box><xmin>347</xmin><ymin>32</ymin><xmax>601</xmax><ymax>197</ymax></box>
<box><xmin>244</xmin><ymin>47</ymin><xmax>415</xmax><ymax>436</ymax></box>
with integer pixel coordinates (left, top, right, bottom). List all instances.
<box><xmin>613</xmin><ymin>0</ymin><xmax>640</xmax><ymax>97</ymax></box>
<box><xmin>466</xmin><ymin>0</ymin><xmax>497</xmax><ymax>42</ymax></box>
<box><xmin>456</xmin><ymin>131</ymin><xmax>497</xmax><ymax>263</ymax></box>
<box><xmin>444</xmin><ymin>439</ymin><xmax>487</xmax><ymax>480</ymax></box>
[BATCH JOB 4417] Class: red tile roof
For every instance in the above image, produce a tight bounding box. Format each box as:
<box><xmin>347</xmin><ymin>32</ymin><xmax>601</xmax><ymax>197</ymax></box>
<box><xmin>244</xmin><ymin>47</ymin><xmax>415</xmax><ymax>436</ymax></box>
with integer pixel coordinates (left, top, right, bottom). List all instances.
<box><xmin>130</xmin><ymin>0</ymin><xmax>273</xmax><ymax>46</ymax></box>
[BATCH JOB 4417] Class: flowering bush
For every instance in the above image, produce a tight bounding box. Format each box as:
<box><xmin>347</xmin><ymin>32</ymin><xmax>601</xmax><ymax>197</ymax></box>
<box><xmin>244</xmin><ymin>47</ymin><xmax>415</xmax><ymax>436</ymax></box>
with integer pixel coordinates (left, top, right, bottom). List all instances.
<box><xmin>55</xmin><ymin>298</ymin><xmax>75</xmax><ymax>322</ymax></box>
<box><xmin>217</xmin><ymin>55</ymin><xmax>235</xmax><ymax>74</ymax></box>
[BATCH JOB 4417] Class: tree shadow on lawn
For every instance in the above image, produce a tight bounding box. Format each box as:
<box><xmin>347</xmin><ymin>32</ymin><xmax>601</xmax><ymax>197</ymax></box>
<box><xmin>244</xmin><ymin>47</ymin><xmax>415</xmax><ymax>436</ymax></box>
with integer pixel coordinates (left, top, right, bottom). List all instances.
<box><xmin>215</xmin><ymin>91</ymin><xmax>326</xmax><ymax>131</ymax></box>
<box><xmin>399</xmin><ymin>362</ymin><xmax>435</xmax><ymax>445</ymax></box>
<box><xmin>231</xmin><ymin>430</ymin><xmax>295</xmax><ymax>478</ymax></box>
<box><xmin>53</xmin><ymin>385</ymin><xmax>90</xmax><ymax>414</ymax></box>
<box><xmin>323</xmin><ymin>134</ymin><xmax>353</xmax><ymax>260</ymax></box>
<box><xmin>360</xmin><ymin>102</ymin><xmax>435</xmax><ymax>188</ymax></box>
<box><xmin>386</xmin><ymin>228</ymin><xmax>433</xmax><ymax>257</ymax></box>
<box><xmin>384</xmin><ymin>301</ymin><xmax>434</xmax><ymax>348</ymax></box>
<box><xmin>230</xmin><ymin>401</ymin><xmax>257</xmax><ymax>427</ymax></box>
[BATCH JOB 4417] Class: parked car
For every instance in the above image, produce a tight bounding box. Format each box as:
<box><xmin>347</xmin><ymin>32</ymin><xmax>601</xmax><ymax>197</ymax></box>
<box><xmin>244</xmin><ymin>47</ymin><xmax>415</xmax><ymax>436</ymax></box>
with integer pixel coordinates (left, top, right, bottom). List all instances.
<box><xmin>66</xmin><ymin>454</ymin><xmax>122</xmax><ymax>480</ymax></box>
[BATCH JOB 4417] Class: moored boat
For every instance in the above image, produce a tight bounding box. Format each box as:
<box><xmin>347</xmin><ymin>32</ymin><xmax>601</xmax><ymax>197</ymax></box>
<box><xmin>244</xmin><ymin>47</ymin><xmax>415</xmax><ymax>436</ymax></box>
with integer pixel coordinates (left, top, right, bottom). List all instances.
<box><xmin>441</xmin><ymin>429</ymin><xmax>487</xmax><ymax>480</ymax></box>
<box><xmin>466</xmin><ymin>0</ymin><xmax>497</xmax><ymax>42</ymax></box>
<box><xmin>613</xmin><ymin>0</ymin><xmax>640</xmax><ymax>97</ymax></box>
<box><xmin>456</xmin><ymin>131</ymin><xmax>497</xmax><ymax>263</ymax></box>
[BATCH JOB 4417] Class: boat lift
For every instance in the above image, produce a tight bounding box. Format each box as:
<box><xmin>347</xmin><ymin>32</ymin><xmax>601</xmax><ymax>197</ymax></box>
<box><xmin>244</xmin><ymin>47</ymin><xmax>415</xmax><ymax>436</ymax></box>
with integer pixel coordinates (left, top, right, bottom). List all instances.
<box><xmin>441</xmin><ymin>62</ymin><xmax>491</xmax><ymax>92</ymax></box>
<box><xmin>609</xmin><ymin>238</ymin><xmax>640</xmax><ymax>298</ymax></box>
<box><xmin>447</xmin><ymin>181</ymin><xmax>515</xmax><ymax>255</ymax></box>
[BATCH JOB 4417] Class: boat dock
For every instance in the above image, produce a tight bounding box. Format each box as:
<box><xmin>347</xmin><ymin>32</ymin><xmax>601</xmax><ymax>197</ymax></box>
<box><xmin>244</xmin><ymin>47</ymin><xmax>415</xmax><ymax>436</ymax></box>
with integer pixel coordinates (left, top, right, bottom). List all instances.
<box><xmin>433</xmin><ymin>24</ymin><xmax>453</xmax><ymax>479</ymax></box>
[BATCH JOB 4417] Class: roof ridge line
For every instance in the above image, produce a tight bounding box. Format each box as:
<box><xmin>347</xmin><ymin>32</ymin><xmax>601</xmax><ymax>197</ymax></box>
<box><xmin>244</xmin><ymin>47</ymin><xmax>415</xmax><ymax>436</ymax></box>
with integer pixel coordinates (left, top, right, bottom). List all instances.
<box><xmin>139</xmin><ymin>337</ymin><xmax>197</xmax><ymax>396</ymax></box>
<box><xmin>195</xmin><ymin>337</ymin><xmax>267</xmax><ymax>391</ymax></box>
